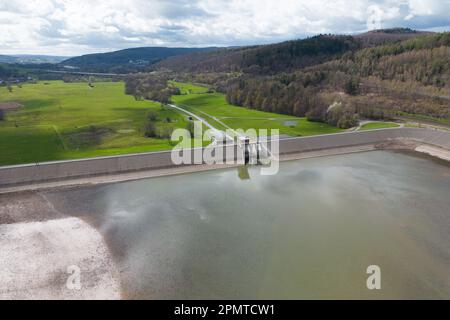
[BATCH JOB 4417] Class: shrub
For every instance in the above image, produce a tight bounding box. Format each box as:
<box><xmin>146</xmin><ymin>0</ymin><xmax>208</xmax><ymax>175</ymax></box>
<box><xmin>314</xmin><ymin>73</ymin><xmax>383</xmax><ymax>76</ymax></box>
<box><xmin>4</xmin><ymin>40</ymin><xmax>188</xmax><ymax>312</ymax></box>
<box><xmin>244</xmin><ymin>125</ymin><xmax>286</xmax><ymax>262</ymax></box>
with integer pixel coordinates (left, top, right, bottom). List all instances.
<box><xmin>143</xmin><ymin>121</ymin><xmax>157</xmax><ymax>137</ymax></box>
<box><xmin>146</xmin><ymin>110</ymin><xmax>158</xmax><ymax>121</ymax></box>
<box><xmin>337</xmin><ymin>114</ymin><xmax>359</xmax><ymax>129</ymax></box>
<box><xmin>158</xmin><ymin>126</ymin><xmax>174</xmax><ymax>139</ymax></box>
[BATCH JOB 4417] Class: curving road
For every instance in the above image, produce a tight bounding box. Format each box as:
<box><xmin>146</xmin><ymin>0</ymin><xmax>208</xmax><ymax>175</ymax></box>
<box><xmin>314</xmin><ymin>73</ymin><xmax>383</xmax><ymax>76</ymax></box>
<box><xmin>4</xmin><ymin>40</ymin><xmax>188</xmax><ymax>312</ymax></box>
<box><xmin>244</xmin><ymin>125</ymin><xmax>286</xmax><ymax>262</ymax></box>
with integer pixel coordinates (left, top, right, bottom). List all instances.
<box><xmin>167</xmin><ymin>104</ymin><xmax>234</xmax><ymax>140</ymax></box>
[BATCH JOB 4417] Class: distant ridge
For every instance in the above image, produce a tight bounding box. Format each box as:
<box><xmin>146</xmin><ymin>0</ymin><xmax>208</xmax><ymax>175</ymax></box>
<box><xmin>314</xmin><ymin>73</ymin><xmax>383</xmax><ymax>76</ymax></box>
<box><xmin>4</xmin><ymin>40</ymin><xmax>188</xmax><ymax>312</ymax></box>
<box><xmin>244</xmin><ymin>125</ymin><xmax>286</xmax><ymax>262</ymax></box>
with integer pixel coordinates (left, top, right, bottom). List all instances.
<box><xmin>0</xmin><ymin>54</ymin><xmax>69</xmax><ymax>64</ymax></box>
<box><xmin>355</xmin><ymin>27</ymin><xmax>434</xmax><ymax>46</ymax></box>
<box><xmin>60</xmin><ymin>47</ymin><xmax>220</xmax><ymax>73</ymax></box>
<box><xmin>0</xmin><ymin>55</ymin><xmax>17</xmax><ymax>63</ymax></box>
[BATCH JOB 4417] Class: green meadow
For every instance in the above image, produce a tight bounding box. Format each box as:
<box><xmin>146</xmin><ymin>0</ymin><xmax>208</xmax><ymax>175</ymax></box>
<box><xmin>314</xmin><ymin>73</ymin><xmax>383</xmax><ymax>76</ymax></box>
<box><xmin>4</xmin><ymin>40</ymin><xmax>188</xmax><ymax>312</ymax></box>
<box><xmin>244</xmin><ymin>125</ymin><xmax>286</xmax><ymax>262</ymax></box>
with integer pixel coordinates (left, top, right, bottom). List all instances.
<box><xmin>0</xmin><ymin>81</ymin><xmax>187</xmax><ymax>165</ymax></box>
<box><xmin>170</xmin><ymin>81</ymin><xmax>210</xmax><ymax>94</ymax></box>
<box><xmin>360</xmin><ymin>122</ymin><xmax>400</xmax><ymax>130</ymax></box>
<box><xmin>171</xmin><ymin>83</ymin><xmax>343</xmax><ymax>136</ymax></box>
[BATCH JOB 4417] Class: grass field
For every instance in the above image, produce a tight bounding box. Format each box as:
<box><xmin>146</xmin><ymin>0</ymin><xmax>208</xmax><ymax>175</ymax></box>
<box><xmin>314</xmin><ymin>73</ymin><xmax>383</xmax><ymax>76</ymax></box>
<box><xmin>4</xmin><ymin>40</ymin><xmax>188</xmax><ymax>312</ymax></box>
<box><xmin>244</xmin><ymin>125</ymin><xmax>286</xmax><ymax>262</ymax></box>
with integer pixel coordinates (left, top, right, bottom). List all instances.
<box><xmin>360</xmin><ymin>122</ymin><xmax>400</xmax><ymax>130</ymax></box>
<box><xmin>0</xmin><ymin>81</ymin><xmax>188</xmax><ymax>165</ymax></box>
<box><xmin>171</xmin><ymin>83</ymin><xmax>343</xmax><ymax>137</ymax></box>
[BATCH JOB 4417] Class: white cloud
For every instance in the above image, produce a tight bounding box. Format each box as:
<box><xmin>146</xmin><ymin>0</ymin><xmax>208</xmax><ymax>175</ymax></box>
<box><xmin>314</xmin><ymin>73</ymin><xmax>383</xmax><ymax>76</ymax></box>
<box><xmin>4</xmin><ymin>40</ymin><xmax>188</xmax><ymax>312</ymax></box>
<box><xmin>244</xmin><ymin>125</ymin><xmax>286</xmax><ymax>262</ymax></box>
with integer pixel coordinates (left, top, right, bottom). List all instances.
<box><xmin>0</xmin><ymin>0</ymin><xmax>449</xmax><ymax>55</ymax></box>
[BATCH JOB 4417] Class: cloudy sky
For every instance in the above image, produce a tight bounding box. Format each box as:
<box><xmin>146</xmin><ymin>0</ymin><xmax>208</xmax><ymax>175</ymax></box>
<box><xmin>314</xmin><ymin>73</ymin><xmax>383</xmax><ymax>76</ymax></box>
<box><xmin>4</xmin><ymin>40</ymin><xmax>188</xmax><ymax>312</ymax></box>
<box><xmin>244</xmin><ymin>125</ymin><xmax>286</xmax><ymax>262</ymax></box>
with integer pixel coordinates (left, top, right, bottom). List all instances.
<box><xmin>1</xmin><ymin>0</ymin><xmax>449</xmax><ymax>56</ymax></box>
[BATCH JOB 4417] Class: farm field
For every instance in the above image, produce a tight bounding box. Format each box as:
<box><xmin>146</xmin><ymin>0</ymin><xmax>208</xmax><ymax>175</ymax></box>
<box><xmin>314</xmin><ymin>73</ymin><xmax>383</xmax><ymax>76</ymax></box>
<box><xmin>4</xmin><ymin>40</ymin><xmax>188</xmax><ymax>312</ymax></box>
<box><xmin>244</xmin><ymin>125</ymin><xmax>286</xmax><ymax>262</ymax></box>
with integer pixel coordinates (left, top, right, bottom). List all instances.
<box><xmin>0</xmin><ymin>81</ymin><xmax>188</xmax><ymax>165</ymax></box>
<box><xmin>171</xmin><ymin>82</ymin><xmax>343</xmax><ymax>136</ymax></box>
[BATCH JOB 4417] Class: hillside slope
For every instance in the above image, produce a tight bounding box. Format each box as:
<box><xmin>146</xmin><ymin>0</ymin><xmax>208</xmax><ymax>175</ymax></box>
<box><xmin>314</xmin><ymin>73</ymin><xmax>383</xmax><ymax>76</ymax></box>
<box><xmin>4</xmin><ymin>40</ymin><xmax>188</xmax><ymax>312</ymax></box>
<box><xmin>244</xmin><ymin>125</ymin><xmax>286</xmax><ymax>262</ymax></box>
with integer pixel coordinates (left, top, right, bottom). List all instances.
<box><xmin>154</xmin><ymin>35</ymin><xmax>360</xmax><ymax>74</ymax></box>
<box><xmin>154</xmin><ymin>29</ymin><xmax>433</xmax><ymax>74</ymax></box>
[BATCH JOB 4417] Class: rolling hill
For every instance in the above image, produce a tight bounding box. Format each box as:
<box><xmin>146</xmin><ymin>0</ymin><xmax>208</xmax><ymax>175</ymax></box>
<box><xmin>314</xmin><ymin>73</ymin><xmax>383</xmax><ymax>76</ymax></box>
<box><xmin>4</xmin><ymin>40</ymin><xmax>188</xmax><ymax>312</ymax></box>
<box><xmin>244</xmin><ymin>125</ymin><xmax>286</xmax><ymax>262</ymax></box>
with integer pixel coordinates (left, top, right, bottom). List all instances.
<box><xmin>153</xmin><ymin>28</ymin><xmax>435</xmax><ymax>74</ymax></box>
<box><xmin>354</xmin><ymin>28</ymin><xmax>434</xmax><ymax>46</ymax></box>
<box><xmin>154</xmin><ymin>35</ymin><xmax>360</xmax><ymax>74</ymax></box>
<box><xmin>60</xmin><ymin>47</ymin><xmax>220</xmax><ymax>73</ymax></box>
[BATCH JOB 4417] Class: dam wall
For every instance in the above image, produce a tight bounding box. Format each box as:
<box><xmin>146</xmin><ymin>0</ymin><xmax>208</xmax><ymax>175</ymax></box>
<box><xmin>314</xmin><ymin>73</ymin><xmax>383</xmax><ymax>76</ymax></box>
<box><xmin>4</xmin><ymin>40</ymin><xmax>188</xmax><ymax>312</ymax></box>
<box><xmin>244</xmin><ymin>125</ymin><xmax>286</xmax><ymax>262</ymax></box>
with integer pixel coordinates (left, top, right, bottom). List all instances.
<box><xmin>278</xmin><ymin>127</ymin><xmax>450</xmax><ymax>153</ymax></box>
<box><xmin>1</xmin><ymin>128</ymin><xmax>449</xmax><ymax>187</ymax></box>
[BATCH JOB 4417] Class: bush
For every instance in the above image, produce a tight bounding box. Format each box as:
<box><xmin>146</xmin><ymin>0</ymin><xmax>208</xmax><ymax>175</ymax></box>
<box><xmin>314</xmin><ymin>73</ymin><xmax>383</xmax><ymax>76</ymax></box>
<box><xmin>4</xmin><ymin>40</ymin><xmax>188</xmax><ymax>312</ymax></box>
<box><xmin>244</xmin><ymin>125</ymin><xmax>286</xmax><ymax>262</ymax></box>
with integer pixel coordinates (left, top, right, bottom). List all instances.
<box><xmin>337</xmin><ymin>114</ymin><xmax>359</xmax><ymax>129</ymax></box>
<box><xmin>0</xmin><ymin>109</ymin><xmax>4</xmax><ymax>121</ymax></box>
<box><xmin>306</xmin><ymin>106</ymin><xmax>326</xmax><ymax>122</ymax></box>
<box><xmin>143</xmin><ymin>121</ymin><xmax>157</xmax><ymax>137</ymax></box>
<box><xmin>157</xmin><ymin>126</ymin><xmax>174</xmax><ymax>139</ymax></box>
<box><xmin>147</xmin><ymin>110</ymin><xmax>158</xmax><ymax>121</ymax></box>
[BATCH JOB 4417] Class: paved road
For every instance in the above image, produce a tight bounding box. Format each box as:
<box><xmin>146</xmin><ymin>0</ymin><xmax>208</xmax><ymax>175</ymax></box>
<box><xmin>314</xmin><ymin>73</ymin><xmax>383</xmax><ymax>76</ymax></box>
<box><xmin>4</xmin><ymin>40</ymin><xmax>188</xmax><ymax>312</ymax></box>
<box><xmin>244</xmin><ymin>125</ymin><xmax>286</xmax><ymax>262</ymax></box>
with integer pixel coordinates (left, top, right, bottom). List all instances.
<box><xmin>167</xmin><ymin>104</ymin><xmax>235</xmax><ymax>141</ymax></box>
<box><xmin>168</xmin><ymin>104</ymin><xmax>217</xmax><ymax>131</ymax></box>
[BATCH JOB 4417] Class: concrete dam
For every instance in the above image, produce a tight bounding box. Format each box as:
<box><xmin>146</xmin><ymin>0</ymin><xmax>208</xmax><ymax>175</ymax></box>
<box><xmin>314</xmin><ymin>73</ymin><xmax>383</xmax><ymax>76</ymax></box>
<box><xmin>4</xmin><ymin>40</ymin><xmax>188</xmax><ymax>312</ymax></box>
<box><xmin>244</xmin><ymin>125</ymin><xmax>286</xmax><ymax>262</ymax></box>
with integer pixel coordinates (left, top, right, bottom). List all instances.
<box><xmin>0</xmin><ymin>127</ymin><xmax>449</xmax><ymax>188</ymax></box>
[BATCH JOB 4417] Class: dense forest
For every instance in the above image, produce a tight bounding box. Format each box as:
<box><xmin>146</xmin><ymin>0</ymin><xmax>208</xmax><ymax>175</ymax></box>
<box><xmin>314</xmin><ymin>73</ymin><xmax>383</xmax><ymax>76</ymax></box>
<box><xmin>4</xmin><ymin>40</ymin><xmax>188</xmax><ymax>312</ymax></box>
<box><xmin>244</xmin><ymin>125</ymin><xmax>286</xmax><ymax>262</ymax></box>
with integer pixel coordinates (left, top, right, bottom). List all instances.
<box><xmin>155</xmin><ymin>35</ymin><xmax>361</xmax><ymax>74</ymax></box>
<box><xmin>125</xmin><ymin>30</ymin><xmax>450</xmax><ymax>128</ymax></box>
<box><xmin>224</xmin><ymin>33</ymin><xmax>450</xmax><ymax>123</ymax></box>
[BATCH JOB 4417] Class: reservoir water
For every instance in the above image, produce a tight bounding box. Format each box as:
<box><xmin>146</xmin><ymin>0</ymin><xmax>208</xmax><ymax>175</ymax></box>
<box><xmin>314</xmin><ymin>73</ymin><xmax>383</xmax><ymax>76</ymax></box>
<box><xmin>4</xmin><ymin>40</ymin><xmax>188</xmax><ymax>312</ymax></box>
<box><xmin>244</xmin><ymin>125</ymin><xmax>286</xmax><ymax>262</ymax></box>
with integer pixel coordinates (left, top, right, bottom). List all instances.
<box><xmin>45</xmin><ymin>150</ymin><xmax>450</xmax><ymax>299</ymax></box>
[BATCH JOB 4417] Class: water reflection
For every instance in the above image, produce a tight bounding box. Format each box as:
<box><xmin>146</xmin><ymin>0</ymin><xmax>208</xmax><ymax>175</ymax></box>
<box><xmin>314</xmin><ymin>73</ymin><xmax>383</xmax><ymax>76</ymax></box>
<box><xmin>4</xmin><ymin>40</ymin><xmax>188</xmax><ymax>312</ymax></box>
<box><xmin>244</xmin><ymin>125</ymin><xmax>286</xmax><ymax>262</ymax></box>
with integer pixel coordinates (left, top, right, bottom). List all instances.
<box><xmin>237</xmin><ymin>166</ymin><xmax>250</xmax><ymax>180</ymax></box>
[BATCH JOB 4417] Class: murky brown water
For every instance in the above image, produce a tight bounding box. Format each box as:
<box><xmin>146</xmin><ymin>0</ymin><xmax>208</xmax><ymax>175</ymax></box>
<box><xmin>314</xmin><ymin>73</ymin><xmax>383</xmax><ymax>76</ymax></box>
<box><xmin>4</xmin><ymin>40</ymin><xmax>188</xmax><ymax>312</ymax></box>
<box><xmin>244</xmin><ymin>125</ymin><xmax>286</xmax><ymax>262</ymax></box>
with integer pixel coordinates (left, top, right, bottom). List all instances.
<box><xmin>45</xmin><ymin>150</ymin><xmax>450</xmax><ymax>299</ymax></box>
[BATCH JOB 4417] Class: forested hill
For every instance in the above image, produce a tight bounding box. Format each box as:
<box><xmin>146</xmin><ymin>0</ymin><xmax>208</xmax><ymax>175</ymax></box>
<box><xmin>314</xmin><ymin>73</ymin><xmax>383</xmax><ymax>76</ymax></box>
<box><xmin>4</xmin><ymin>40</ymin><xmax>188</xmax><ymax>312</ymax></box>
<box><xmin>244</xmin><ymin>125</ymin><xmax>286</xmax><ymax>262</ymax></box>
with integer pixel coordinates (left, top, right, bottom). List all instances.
<box><xmin>153</xmin><ymin>29</ymin><xmax>432</xmax><ymax>74</ymax></box>
<box><xmin>60</xmin><ymin>47</ymin><xmax>219</xmax><ymax>73</ymax></box>
<box><xmin>223</xmin><ymin>32</ymin><xmax>450</xmax><ymax>127</ymax></box>
<box><xmin>126</xmin><ymin>29</ymin><xmax>449</xmax><ymax>129</ymax></box>
<box><xmin>154</xmin><ymin>35</ymin><xmax>361</xmax><ymax>74</ymax></box>
<box><xmin>354</xmin><ymin>28</ymin><xmax>433</xmax><ymax>46</ymax></box>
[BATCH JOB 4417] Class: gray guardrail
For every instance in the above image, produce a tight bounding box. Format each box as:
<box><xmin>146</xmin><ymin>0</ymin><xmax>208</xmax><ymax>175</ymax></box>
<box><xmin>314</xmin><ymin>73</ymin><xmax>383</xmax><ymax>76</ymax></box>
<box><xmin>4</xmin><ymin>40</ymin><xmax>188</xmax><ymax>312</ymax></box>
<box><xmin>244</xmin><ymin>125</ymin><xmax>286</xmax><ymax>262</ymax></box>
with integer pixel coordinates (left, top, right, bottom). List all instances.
<box><xmin>0</xmin><ymin>127</ymin><xmax>449</xmax><ymax>187</ymax></box>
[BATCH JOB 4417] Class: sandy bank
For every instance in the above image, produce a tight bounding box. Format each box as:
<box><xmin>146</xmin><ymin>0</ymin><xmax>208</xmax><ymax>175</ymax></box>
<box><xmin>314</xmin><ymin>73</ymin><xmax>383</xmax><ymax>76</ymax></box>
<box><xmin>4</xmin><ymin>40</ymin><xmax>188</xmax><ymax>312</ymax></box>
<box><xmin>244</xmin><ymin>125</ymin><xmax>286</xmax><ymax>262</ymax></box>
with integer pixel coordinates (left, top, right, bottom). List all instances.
<box><xmin>415</xmin><ymin>145</ymin><xmax>450</xmax><ymax>162</ymax></box>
